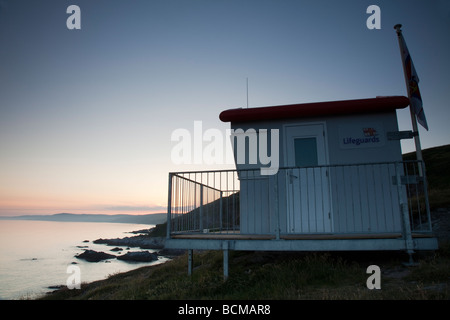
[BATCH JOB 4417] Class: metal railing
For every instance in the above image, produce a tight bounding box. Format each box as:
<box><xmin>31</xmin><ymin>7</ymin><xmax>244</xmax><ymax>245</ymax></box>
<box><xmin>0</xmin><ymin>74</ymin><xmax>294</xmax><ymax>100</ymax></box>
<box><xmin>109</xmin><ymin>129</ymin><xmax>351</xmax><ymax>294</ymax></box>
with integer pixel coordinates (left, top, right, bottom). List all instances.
<box><xmin>167</xmin><ymin>161</ymin><xmax>432</xmax><ymax>239</ymax></box>
<box><xmin>167</xmin><ymin>170</ymin><xmax>240</xmax><ymax>235</ymax></box>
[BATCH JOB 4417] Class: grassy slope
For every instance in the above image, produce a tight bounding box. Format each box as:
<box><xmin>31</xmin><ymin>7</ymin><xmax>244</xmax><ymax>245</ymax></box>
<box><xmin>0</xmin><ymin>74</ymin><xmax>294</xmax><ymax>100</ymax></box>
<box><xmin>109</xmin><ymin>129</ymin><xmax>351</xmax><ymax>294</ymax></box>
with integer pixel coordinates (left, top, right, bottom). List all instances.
<box><xmin>403</xmin><ymin>144</ymin><xmax>450</xmax><ymax>209</ymax></box>
<box><xmin>41</xmin><ymin>144</ymin><xmax>450</xmax><ymax>300</ymax></box>
<box><xmin>403</xmin><ymin>144</ymin><xmax>450</xmax><ymax>190</ymax></box>
<box><xmin>41</xmin><ymin>248</ymin><xmax>450</xmax><ymax>300</ymax></box>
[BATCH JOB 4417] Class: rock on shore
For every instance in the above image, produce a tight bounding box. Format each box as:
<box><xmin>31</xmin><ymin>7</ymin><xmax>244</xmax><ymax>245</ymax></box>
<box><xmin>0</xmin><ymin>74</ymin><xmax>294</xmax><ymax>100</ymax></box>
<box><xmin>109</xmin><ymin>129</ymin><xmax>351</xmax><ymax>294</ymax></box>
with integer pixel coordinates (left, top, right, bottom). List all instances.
<box><xmin>76</xmin><ymin>250</ymin><xmax>116</xmax><ymax>262</ymax></box>
<box><xmin>93</xmin><ymin>235</ymin><xmax>165</xmax><ymax>249</ymax></box>
<box><xmin>75</xmin><ymin>249</ymin><xmax>160</xmax><ymax>263</ymax></box>
<box><xmin>91</xmin><ymin>232</ymin><xmax>185</xmax><ymax>258</ymax></box>
<box><xmin>117</xmin><ymin>251</ymin><xmax>158</xmax><ymax>262</ymax></box>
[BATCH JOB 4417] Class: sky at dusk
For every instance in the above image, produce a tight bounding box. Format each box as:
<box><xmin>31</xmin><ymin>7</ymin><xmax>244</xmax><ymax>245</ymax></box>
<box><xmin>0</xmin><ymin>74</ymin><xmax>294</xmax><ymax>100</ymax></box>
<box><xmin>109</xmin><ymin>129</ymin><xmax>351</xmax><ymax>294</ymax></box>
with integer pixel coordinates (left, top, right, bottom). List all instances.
<box><xmin>0</xmin><ymin>0</ymin><xmax>449</xmax><ymax>216</ymax></box>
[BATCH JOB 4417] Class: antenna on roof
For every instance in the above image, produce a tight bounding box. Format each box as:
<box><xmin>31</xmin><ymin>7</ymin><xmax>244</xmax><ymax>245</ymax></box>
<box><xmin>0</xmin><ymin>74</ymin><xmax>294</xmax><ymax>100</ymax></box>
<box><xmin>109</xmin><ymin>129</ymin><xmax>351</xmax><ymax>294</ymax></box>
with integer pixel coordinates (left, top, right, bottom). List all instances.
<box><xmin>246</xmin><ymin>77</ymin><xmax>249</xmax><ymax>108</ymax></box>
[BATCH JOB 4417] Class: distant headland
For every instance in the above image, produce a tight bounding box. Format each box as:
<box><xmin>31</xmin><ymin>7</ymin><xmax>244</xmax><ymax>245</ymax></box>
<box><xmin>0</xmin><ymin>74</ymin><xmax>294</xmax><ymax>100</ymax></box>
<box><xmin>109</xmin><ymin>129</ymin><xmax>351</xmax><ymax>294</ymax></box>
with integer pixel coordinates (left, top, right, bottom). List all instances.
<box><xmin>0</xmin><ymin>213</ymin><xmax>167</xmax><ymax>225</ymax></box>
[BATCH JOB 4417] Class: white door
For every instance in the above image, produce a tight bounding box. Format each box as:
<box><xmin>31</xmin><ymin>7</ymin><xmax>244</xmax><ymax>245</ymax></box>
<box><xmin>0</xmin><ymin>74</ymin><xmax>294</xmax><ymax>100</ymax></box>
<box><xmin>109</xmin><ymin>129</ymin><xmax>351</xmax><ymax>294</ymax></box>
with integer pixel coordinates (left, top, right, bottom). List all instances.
<box><xmin>285</xmin><ymin>124</ymin><xmax>333</xmax><ymax>233</ymax></box>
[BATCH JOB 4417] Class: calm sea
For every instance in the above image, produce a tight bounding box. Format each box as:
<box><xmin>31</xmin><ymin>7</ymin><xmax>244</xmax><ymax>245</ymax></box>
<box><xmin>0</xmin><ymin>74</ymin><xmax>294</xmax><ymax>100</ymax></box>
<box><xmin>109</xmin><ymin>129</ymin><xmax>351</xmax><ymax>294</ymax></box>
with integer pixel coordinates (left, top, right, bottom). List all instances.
<box><xmin>0</xmin><ymin>220</ymin><xmax>168</xmax><ymax>300</ymax></box>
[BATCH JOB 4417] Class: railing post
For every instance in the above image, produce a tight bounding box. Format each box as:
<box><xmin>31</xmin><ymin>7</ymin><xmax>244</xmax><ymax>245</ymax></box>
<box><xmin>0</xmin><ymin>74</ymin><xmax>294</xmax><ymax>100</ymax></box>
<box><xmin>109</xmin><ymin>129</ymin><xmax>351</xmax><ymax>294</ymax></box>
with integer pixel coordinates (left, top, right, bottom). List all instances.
<box><xmin>199</xmin><ymin>185</ymin><xmax>204</xmax><ymax>231</ymax></box>
<box><xmin>273</xmin><ymin>174</ymin><xmax>280</xmax><ymax>240</ymax></box>
<box><xmin>219</xmin><ymin>191</ymin><xmax>223</xmax><ymax>231</ymax></box>
<box><xmin>420</xmin><ymin>161</ymin><xmax>433</xmax><ymax>232</ymax></box>
<box><xmin>167</xmin><ymin>173</ymin><xmax>173</xmax><ymax>239</ymax></box>
<box><xmin>395</xmin><ymin>162</ymin><xmax>415</xmax><ymax>262</ymax></box>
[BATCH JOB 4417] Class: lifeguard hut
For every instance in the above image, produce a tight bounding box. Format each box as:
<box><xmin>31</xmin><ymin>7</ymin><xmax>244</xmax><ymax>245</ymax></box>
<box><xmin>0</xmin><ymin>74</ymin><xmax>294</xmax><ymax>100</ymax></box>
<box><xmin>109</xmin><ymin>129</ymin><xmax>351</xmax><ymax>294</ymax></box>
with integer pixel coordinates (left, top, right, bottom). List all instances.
<box><xmin>165</xmin><ymin>96</ymin><xmax>437</xmax><ymax>278</ymax></box>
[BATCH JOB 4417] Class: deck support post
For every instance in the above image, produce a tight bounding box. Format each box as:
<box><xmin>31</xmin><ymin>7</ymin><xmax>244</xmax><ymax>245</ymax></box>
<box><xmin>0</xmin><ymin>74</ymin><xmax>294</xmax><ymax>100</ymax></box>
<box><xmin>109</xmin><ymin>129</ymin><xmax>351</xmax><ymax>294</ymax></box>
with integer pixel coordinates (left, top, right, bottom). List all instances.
<box><xmin>188</xmin><ymin>249</ymin><xmax>193</xmax><ymax>276</ymax></box>
<box><xmin>223</xmin><ymin>241</ymin><xmax>229</xmax><ymax>281</ymax></box>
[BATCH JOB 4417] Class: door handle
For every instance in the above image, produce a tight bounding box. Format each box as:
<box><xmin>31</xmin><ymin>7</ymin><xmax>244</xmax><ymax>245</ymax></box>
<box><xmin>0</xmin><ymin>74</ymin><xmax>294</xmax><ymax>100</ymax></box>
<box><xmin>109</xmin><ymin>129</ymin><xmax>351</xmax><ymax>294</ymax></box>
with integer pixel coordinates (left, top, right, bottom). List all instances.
<box><xmin>287</xmin><ymin>170</ymin><xmax>298</xmax><ymax>184</ymax></box>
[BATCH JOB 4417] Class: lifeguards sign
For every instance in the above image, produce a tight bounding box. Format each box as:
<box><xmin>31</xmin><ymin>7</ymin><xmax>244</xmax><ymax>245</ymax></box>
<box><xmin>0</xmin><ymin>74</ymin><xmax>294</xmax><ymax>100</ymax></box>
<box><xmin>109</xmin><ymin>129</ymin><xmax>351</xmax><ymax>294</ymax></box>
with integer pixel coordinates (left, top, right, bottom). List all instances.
<box><xmin>339</xmin><ymin>123</ymin><xmax>385</xmax><ymax>149</ymax></box>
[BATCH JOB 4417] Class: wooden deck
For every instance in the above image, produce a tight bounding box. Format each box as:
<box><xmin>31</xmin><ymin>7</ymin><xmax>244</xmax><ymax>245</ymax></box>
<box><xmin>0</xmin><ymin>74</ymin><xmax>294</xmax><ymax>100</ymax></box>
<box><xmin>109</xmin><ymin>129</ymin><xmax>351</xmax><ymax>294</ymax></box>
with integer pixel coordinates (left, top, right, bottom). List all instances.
<box><xmin>171</xmin><ymin>232</ymin><xmax>433</xmax><ymax>241</ymax></box>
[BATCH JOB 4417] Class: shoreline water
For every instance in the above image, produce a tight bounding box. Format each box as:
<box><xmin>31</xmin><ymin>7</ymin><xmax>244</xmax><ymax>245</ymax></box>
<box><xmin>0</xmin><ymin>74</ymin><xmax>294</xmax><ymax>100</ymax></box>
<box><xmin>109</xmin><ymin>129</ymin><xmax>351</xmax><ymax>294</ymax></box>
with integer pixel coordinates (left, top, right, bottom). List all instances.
<box><xmin>0</xmin><ymin>220</ymin><xmax>173</xmax><ymax>300</ymax></box>
<box><xmin>39</xmin><ymin>226</ymin><xmax>184</xmax><ymax>299</ymax></box>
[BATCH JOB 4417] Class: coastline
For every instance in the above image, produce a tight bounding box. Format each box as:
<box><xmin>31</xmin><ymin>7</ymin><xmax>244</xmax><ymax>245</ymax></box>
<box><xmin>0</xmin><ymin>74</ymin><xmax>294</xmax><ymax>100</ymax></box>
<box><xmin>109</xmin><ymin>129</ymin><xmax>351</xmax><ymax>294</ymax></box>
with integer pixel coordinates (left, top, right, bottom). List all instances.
<box><xmin>91</xmin><ymin>233</ymin><xmax>185</xmax><ymax>258</ymax></box>
<box><xmin>41</xmin><ymin>225</ymin><xmax>184</xmax><ymax>298</ymax></box>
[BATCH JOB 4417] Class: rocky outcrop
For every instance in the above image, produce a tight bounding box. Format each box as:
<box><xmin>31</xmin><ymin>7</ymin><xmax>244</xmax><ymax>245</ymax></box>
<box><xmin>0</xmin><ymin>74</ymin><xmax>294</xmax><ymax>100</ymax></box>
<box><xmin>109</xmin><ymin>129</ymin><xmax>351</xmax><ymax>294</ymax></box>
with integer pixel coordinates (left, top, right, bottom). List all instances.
<box><xmin>75</xmin><ymin>249</ymin><xmax>160</xmax><ymax>263</ymax></box>
<box><xmin>93</xmin><ymin>235</ymin><xmax>165</xmax><ymax>249</ymax></box>
<box><xmin>117</xmin><ymin>251</ymin><xmax>158</xmax><ymax>262</ymax></box>
<box><xmin>90</xmin><ymin>231</ymin><xmax>184</xmax><ymax>259</ymax></box>
<box><xmin>75</xmin><ymin>250</ymin><xmax>116</xmax><ymax>262</ymax></box>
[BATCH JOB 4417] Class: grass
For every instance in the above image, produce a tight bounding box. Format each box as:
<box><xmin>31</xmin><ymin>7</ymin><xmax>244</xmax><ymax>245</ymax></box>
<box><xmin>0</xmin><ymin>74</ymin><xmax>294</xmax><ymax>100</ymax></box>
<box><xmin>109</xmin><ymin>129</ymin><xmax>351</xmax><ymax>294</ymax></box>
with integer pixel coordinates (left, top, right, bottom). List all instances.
<box><xmin>40</xmin><ymin>245</ymin><xmax>450</xmax><ymax>300</ymax></box>
<box><xmin>428</xmin><ymin>188</ymin><xmax>450</xmax><ymax>211</ymax></box>
<box><xmin>404</xmin><ymin>144</ymin><xmax>450</xmax><ymax>209</ymax></box>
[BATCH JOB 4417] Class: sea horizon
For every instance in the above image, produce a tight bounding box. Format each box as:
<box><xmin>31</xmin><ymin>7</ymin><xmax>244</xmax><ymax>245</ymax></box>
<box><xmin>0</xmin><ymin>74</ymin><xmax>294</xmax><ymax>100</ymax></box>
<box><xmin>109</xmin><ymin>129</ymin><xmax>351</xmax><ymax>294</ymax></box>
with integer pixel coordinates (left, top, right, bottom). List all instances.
<box><xmin>0</xmin><ymin>220</ymin><xmax>167</xmax><ymax>300</ymax></box>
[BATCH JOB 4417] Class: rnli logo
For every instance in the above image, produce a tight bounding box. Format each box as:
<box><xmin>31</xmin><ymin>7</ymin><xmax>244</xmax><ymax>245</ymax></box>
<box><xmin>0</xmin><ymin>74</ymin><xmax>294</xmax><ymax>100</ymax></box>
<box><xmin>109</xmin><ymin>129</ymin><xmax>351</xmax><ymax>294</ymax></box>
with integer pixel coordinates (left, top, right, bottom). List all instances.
<box><xmin>363</xmin><ymin>127</ymin><xmax>378</xmax><ymax>137</ymax></box>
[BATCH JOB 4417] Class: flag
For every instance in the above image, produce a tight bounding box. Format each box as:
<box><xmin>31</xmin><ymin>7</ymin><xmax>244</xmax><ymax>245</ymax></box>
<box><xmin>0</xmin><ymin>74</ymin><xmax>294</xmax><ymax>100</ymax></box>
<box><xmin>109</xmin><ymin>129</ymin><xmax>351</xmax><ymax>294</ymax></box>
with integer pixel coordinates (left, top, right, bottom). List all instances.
<box><xmin>398</xmin><ymin>32</ymin><xmax>429</xmax><ymax>130</ymax></box>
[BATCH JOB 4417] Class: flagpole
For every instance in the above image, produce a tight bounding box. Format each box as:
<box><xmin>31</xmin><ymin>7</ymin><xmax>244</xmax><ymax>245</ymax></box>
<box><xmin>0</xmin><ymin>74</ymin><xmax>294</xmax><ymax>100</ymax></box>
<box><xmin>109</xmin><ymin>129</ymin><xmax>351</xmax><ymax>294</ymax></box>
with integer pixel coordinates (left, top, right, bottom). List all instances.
<box><xmin>394</xmin><ymin>24</ymin><xmax>424</xmax><ymax>169</ymax></box>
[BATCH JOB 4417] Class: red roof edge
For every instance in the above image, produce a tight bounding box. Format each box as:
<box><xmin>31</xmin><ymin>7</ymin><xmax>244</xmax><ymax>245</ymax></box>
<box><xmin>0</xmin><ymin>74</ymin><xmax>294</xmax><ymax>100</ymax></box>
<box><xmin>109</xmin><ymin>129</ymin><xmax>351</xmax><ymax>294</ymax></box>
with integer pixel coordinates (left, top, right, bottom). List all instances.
<box><xmin>219</xmin><ymin>96</ymin><xmax>410</xmax><ymax>123</ymax></box>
